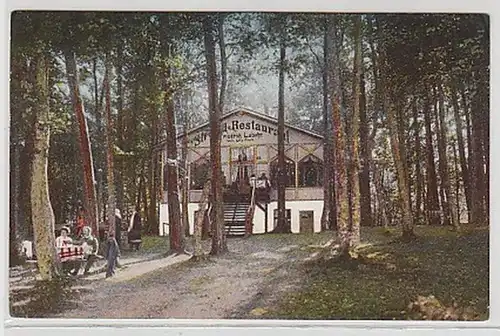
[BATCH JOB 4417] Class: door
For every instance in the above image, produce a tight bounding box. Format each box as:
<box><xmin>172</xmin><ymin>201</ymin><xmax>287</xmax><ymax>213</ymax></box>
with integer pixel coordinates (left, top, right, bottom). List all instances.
<box><xmin>299</xmin><ymin>211</ymin><xmax>314</xmax><ymax>233</ymax></box>
<box><xmin>229</xmin><ymin>146</ymin><xmax>256</xmax><ymax>192</ymax></box>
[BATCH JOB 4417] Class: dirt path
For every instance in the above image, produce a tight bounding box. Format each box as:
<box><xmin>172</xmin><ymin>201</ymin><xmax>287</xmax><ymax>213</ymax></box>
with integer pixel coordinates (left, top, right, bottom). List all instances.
<box><xmin>55</xmin><ymin>234</ymin><xmax>329</xmax><ymax>319</ymax></box>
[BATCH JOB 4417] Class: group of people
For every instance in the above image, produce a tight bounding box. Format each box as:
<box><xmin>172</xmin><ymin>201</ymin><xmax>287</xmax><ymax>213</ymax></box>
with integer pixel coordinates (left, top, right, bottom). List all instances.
<box><xmin>57</xmin><ymin>207</ymin><xmax>143</xmax><ymax>278</ymax></box>
<box><xmin>56</xmin><ymin>225</ymin><xmax>101</xmax><ymax>277</ymax></box>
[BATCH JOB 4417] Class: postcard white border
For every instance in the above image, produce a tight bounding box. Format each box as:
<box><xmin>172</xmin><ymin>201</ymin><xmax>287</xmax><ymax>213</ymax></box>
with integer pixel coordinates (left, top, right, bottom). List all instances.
<box><xmin>2</xmin><ymin>0</ymin><xmax>498</xmax><ymax>335</ymax></box>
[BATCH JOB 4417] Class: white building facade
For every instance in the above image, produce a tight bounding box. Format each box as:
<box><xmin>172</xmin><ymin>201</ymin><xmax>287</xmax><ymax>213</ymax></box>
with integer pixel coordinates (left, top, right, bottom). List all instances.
<box><xmin>159</xmin><ymin>108</ymin><xmax>325</xmax><ymax>236</ymax></box>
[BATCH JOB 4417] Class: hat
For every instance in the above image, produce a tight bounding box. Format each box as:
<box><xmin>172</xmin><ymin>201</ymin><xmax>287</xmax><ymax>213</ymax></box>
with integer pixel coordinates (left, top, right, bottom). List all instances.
<box><xmin>61</xmin><ymin>226</ymin><xmax>70</xmax><ymax>234</ymax></box>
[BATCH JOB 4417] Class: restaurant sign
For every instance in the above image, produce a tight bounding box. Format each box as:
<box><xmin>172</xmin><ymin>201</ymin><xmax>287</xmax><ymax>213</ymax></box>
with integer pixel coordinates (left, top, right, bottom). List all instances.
<box><xmin>189</xmin><ymin>119</ymin><xmax>290</xmax><ymax>147</ymax></box>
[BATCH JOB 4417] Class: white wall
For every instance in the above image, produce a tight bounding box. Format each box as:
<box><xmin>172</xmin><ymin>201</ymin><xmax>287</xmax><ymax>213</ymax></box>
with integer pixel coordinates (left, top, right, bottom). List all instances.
<box><xmin>267</xmin><ymin>200</ymin><xmax>323</xmax><ymax>233</ymax></box>
<box><xmin>159</xmin><ymin>203</ymin><xmax>168</xmax><ymax>236</ymax></box>
<box><xmin>252</xmin><ymin>206</ymin><xmax>266</xmax><ymax>234</ymax></box>
<box><xmin>159</xmin><ymin>200</ymin><xmax>324</xmax><ymax>236</ymax></box>
<box><xmin>159</xmin><ymin>203</ymin><xmax>207</xmax><ymax>236</ymax></box>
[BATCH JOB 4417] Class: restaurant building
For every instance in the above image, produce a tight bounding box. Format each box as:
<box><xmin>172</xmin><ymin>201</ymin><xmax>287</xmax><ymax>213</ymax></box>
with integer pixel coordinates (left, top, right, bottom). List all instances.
<box><xmin>159</xmin><ymin>108</ymin><xmax>325</xmax><ymax>236</ymax></box>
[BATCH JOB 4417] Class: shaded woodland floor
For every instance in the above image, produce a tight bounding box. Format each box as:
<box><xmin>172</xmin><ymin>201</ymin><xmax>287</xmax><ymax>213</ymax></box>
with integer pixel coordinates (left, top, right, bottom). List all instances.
<box><xmin>243</xmin><ymin>226</ymin><xmax>489</xmax><ymax>320</ymax></box>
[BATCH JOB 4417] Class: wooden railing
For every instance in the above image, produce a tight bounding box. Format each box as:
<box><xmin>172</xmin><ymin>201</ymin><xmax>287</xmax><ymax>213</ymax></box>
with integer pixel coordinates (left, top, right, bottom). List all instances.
<box><xmin>244</xmin><ymin>179</ymin><xmax>257</xmax><ymax>236</ymax></box>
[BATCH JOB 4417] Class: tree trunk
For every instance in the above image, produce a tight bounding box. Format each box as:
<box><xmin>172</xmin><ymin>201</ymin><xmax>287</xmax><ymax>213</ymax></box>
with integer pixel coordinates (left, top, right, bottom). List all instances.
<box><xmin>348</xmin><ymin>15</ymin><xmax>362</xmax><ymax>246</ymax></box>
<box><xmin>384</xmin><ymin>98</ymin><xmax>415</xmax><ymax>240</ymax></box>
<box><xmin>64</xmin><ymin>49</ymin><xmax>99</xmax><ymax>235</ymax></box>
<box><xmin>358</xmin><ymin>60</ymin><xmax>372</xmax><ymax>228</ymax></box>
<box><xmin>470</xmin><ymin>83</ymin><xmax>486</xmax><ymax>226</ymax></box>
<box><xmin>274</xmin><ymin>17</ymin><xmax>291</xmax><ymax>234</ymax></box>
<box><xmin>423</xmin><ymin>93</ymin><xmax>440</xmax><ymax>226</ymax></box>
<box><xmin>115</xmin><ymin>43</ymin><xmax>125</xmax><ymax>212</ymax></box>
<box><xmin>329</xmin><ymin>16</ymin><xmax>350</xmax><ymax>253</ymax></box>
<box><xmin>203</xmin><ymin>15</ymin><xmax>227</xmax><ymax>254</ymax></box>
<box><xmin>31</xmin><ymin>55</ymin><xmax>59</xmax><ymax>280</ymax></box>
<box><xmin>193</xmin><ymin>180</ymin><xmax>211</xmax><ymax>259</ymax></box>
<box><xmin>181</xmin><ymin>96</ymin><xmax>191</xmax><ymax>238</ymax></box>
<box><xmin>432</xmin><ymin>87</ymin><xmax>450</xmax><ymax>227</ymax></box>
<box><xmin>452</xmin><ymin>140</ymin><xmax>462</xmax><ymax>225</ymax></box>
<box><xmin>218</xmin><ymin>13</ymin><xmax>227</xmax><ymax>112</ymax></box>
<box><xmin>321</xmin><ymin>16</ymin><xmax>335</xmax><ymax>231</ymax></box>
<box><xmin>91</xmin><ymin>58</ymin><xmax>104</xmax><ymax>224</ymax></box>
<box><xmin>10</xmin><ymin>58</ymin><xmax>24</xmax><ymax>264</ymax></box>
<box><xmin>165</xmin><ymin>67</ymin><xmax>184</xmax><ymax>254</ymax></box>
<box><xmin>148</xmin><ymin>151</ymin><xmax>157</xmax><ymax>235</ymax></box>
<box><xmin>104</xmin><ymin>57</ymin><xmax>116</xmax><ymax>237</ymax></box>
<box><xmin>374</xmin><ymin>168</ymin><xmax>389</xmax><ymax>228</ymax></box>
<box><xmin>450</xmin><ymin>83</ymin><xmax>471</xmax><ymax>222</ymax></box>
<box><xmin>413</xmin><ymin>101</ymin><xmax>423</xmax><ymax>225</ymax></box>
<box><xmin>10</xmin><ymin>126</ymin><xmax>22</xmax><ymax>265</ymax></box>
<box><xmin>378</xmin><ymin>37</ymin><xmax>414</xmax><ymax>241</ymax></box>
<box><xmin>436</xmin><ymin>84</ymin><xmax>459</xmax><ymax>230</ymax></box>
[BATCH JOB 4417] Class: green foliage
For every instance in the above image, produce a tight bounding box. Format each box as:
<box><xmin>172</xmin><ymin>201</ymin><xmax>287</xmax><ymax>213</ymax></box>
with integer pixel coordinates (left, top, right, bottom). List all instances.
<box><xmin>136</xmin><ymin>235</ymin><xmax>170</xmax><ymax>254</ymax></box>
<box><xmin>265</xmin><ymin>227</ymin><xmax>489</xmax><ymax>320</ymax></box>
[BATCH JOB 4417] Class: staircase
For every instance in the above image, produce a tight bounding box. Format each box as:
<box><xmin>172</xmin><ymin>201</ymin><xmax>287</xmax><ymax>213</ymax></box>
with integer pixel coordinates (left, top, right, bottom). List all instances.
<box><xmin>223</xmin><ymin>202</ymin><xmax>249</xmax><ymax>236</ymax></box>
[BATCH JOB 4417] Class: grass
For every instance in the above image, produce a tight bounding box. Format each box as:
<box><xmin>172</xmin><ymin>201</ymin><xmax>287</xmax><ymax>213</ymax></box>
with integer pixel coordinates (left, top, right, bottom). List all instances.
<box><xmin>264</xmin><ymin>226</ymin><xmax>489</xmax><ymax>320</ymax></box>
<box><xmin>124</xmin><ymin>235</ymin><xmax>170</xmax><ymax>255</ymax></box>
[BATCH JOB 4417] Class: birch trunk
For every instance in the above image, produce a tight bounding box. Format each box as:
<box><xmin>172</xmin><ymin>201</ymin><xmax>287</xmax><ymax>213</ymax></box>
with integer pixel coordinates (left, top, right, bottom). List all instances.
<box><xmin>193</xmin><ymin>180</ymin><xmax>211</xmax><ymax>259</ymax></box>
<box><xmin>328</xmin><ymin>17</ymin><xmax>350</xmax><ymax>254</ymax></box>
<box><xmin>104</xmin><ymin>57</ymin><xmax>116</xmax><ymax>237</ymax></box>
<box><xmin>348</xmin><ymin>15</ymin><xmax>362</xmax><ymax>246</ymax></box>
<box><xmin>31</xmin><ymin>55</ymin><xmax>59</xmax><ymax>280</ymax></box>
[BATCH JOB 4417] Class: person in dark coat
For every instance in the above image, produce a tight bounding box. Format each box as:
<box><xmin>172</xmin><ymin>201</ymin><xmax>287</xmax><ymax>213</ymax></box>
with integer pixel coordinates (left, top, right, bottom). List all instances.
<box><xmin>105</xmin><ymin>233</ymin><xmax>121</xmax><ymax>278</ymax></box>
<box><xmin>127</xmin><ymin>210</ymin><xmax>142</xmax><ymax>251</ymax></box>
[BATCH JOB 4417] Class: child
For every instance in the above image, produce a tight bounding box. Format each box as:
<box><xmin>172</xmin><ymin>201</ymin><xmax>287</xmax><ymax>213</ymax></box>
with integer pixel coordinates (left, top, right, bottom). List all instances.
<box><xmin>105</xmin><ymin>233</ymin><xmax>121</xmax><ymax>278</ymax></box>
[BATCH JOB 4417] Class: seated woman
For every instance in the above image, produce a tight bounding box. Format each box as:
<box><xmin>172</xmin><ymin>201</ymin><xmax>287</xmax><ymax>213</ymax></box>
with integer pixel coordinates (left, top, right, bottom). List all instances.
<box><xmin>56</xmin><ymin>226</ymin><xmax>73</xmax><ymax>248</ymax></box>
<box><xmin>56</xmin><ymin>226</ymin><xmax>76</xmax><ymax>274</ymax></box>
<box><xmin>68</xmin><ymin>226</ymin><xmax>100</xmax><ymax>276</ymax></box>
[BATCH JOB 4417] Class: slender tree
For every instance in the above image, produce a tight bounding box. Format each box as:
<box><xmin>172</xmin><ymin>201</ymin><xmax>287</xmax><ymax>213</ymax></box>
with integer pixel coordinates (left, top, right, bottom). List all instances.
<box><xmin>103</xmin><ymin>56</ymin><xmax>116</xmax><ymax>237</ymax></box>
<box><xmin>274</xmin><ymin>15</ymin><xmax>291</xmax><ymax>234</ymax></box>
<box><xmin>164</xmin><ymin>57</ymin><xmax>184</xmax><ymax>254</ymax></box>
<box><xmin>436</xmin><ymin>83</ymin><xmax>459</xmax><ymax>230</ymax></box>
<box><xmin>203</xmin><ymin>14</ymin><xmax>227</xmax><ymax>254</ymax></box>
<box><xmin>321</xmin><ymin>15</ymin><xmax>336</xmax><ymax>231</ymax></box>
<box><xmin>328</xmin><ymin>16</ymin><xmax>350</xmax><ymax>254</ymax></box>
<box><xmin>378</xmin><ymin>20</ymin><xmax>415</xmax><ymax>241</ymax></box>
<box><xmin>347</xmin><ymin>14</ymin><xmax>362</xmax><ymax>245</ymax></box>
<box><xmin>64</xmin><ymin>49</ymin><xmax>99</xmax><ymax>235</ymax></box>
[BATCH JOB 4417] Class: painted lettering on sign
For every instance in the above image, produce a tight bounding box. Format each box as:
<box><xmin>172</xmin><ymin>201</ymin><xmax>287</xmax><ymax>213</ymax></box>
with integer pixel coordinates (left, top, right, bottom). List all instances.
<box><xmin>189</xmin><ymin>119</ymin><xmax>290</xmax><ymax>147</ymax></box>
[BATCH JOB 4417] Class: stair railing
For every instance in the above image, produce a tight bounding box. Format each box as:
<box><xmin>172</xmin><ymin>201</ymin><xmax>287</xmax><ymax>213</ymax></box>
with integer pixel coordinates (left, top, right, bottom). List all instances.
<box><xmin>245</xmin><ymin>177</ymin><xmax>257</xmax><ymax>237</ymax></box>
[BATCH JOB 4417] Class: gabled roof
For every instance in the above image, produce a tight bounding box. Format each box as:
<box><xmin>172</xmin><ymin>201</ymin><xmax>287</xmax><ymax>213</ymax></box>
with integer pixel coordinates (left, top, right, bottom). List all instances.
<box><xmin>186</xmin><ymin>107</ymin><xmax>323</xmax><ymax>139</ymax></box>
<box><xmin>154</xmin><ymin>107</ymin><xmax>323</xmax><ymax>150</ymax></box>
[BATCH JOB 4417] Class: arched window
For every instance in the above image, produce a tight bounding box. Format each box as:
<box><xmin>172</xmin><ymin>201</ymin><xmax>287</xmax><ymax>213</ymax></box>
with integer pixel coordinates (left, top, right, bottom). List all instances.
<box><xmin>190</xmin><ymin>157</ymin><xmax>210</xmax><ymax>190</ymax></box>
<box><xmin>298</xmin><ymin>155</ymin><xmax>323</xmax><ymax>187</ymax></box>
<box><xmin>270</xmin><ymin>156</ymin><xmax>296</xmax><ymax>188</ymax></box>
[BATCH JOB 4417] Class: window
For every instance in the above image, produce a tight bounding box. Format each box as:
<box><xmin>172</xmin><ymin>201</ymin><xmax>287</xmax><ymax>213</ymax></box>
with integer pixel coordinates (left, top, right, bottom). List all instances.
<box><xmin>270</xmin><ymin>156</ymin><xmax>296</xmax><ymax>188</ymax></box>
<box><xmin>298</xmin><ymin>155</ymin><xmax>323</xmax><ymax>187</ymax></box>
<box><xmin>190</xmin><ymin>158</ymin><xmax>210</xmax><ymax>190</ymax></box>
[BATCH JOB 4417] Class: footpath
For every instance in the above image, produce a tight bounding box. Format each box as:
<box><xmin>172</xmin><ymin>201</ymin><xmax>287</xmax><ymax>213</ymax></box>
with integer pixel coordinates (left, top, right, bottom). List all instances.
<box><xmin>9</xmin><ymin>251</ymin><xmax>190</xmax><ymax>311</ymax></box>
